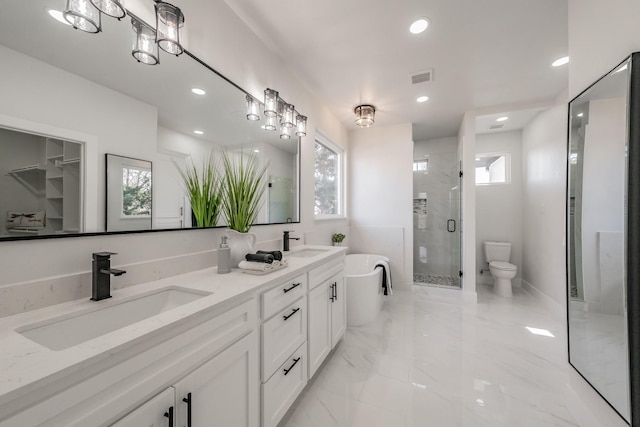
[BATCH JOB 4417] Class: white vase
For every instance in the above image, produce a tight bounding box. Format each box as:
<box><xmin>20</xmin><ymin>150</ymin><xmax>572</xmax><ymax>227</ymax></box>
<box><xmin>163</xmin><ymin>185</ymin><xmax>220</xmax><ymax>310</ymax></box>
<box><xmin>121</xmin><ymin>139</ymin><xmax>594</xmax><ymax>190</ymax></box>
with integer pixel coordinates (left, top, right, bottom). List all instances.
<box><xmin>225</xmin><ymin>229</ymin><xmax>257</xmax><ymax>267</ymax></box>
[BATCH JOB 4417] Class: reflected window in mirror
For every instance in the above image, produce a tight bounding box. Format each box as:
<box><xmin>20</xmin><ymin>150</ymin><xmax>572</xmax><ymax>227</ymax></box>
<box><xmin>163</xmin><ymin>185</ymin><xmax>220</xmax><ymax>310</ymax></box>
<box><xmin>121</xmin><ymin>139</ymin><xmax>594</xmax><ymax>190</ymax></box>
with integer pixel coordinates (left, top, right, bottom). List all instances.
<box><xmin>106</xmin><ymin>154</ymin><xmax>152</xmax><ymax>232</ymax></box>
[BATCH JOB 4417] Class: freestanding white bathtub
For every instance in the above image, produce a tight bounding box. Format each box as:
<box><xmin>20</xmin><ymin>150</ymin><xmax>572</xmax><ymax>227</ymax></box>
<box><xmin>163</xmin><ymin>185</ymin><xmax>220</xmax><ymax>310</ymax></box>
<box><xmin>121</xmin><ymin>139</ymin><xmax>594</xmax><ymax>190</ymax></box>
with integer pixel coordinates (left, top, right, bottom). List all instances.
<box><xmin>346</xmin><ymin>254</ymin><xmax>389</xmax><ymax>326</ymax></box>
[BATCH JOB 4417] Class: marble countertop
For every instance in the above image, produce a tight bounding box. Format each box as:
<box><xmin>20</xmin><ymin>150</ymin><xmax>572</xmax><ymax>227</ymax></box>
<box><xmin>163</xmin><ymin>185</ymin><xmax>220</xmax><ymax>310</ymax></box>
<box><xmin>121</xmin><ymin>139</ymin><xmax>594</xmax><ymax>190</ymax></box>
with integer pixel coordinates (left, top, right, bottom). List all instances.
<box><xmin>0</xmin><ymin>245</ymin><xmax>346</xmax><ymax>411</ymax></box>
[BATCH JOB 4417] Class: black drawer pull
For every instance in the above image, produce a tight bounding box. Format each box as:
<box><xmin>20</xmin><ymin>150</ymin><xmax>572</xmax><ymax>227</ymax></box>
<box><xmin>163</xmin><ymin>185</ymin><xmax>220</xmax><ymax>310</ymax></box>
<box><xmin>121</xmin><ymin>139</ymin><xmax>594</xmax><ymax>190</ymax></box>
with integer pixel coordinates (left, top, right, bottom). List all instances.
<box><xmin>283</xmin><ymin>357</ymin><xmax>301</xmax><ymax>375</ymax></box>
<box><xmin>283</xmin><ymin>282</ymin><xmax>301</xmax><ymax>293</ymax></box>
<box><xmin>283</xmin><ymin>307</ymin><xmax>300</xmax><ymax>321</ymax></box>
<box><xmin>182</xmin><ymin>393</ymin><xmax>192</xmax><ymax>427</ymax></box>
<box><xmin>333</xmin><ymin>282</ymin><xmax>338</xmax><ymax>301</ymax></box>
<box><xmin>164</xmin><ymin>406</ymin><xmax>174</xmax><ymax>427</ymax></box>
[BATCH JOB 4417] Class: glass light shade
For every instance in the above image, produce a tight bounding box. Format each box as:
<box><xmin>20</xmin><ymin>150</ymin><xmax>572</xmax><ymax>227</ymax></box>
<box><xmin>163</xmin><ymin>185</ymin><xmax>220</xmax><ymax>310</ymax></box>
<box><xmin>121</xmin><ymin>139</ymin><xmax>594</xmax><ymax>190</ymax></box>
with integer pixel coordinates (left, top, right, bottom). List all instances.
<box><xmin>354</xmin><ymin>104</ymin><xmax>376</xmax><ymax>127</ymax></box>
<box><xmin>64</xmin><ymin>0</ymin><xmax>101</xmax><ymax>33</ymax></box>
<box><xmin>246</xmin><ymin>95</ymin><xmax>260</xmax><ymax>121</ymax></box>
<box><xmin>280</xmin><ymin>125</ymin><xmax>292</xmax><ymax>140</ymax></box>
<box><xmin>90</xmin><ymin>0</ymin><xmax>125</xmax><ymax>19</ymax></box>
<box><xmin>264</xmin><ymin>88</ymin><xmax>279</xmax><ymax>117</ymax></box>
<box><xmin>131</xmin><ymin>18</ymin><xmax>159</xmax><ymax>65</ymax></box>
<box><xmin>155</xmin><ymin>1</ymin><xmax>184</xmax><ymax>56</ymax></box>
<box><xmin>264</xmin><ymin>115</ymin><xmax>277</xmax><ymax>131</ymax></box>
<box><xmin>281</xmin><ymin>103</ymin><xmax>295</xmax><ymax>128</ymax></box>
<box><xmin>295</xmin><ymin>114</ymin><xmax>307</xmax><ymax>136</ymax></box>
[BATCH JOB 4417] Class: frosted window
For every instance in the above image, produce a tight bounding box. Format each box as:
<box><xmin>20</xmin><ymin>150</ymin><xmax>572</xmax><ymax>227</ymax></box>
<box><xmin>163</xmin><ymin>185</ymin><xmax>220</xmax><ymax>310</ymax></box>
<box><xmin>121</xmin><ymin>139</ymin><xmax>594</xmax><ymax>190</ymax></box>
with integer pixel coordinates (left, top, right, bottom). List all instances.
<box><xmin>475</xmin><ymin>153</ymin><xmax>510</xmax><ymax>185</ymax></box>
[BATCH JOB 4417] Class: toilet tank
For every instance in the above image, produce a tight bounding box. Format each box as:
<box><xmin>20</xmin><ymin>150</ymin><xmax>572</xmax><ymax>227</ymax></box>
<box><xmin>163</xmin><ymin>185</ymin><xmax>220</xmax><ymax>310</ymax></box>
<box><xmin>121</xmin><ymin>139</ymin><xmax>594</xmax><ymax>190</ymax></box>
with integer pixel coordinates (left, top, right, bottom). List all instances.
<box><xmin>483</xmin><ymin>241</ymin><xmax>511</xmax><ymax>263</ymax></box>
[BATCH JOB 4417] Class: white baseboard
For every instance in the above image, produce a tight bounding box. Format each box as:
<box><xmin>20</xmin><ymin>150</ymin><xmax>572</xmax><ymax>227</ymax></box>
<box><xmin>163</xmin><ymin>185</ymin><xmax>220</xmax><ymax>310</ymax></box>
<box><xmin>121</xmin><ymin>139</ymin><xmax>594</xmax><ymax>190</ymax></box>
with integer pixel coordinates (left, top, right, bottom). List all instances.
<box><xmin>521</xmin><ymin>279</ymin><xmax>564</xmax><ymax>319</ymax></box>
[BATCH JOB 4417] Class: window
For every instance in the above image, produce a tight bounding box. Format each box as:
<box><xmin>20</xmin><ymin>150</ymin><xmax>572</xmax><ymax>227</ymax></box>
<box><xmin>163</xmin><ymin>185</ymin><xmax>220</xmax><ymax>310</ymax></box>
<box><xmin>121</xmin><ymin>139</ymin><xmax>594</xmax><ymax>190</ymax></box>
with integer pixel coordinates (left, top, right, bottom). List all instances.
<box><xmin>475</xmin><ymin>153</ymin><xmax>510</xmax><ymax>185</ymax></box>
<box><xmin>413</xmin><ymin>159</ymin><xmax>428</xmax><ymax>173</ymax></box>
<box><xmin>121</xmin><ymin>165</ymin><xmax>151</xmax><ymax>216</ymax></box>
<box><xmin>314</xmin><ymin>135</ymin><xmax>344</xmax><ymax>217</ymax></box>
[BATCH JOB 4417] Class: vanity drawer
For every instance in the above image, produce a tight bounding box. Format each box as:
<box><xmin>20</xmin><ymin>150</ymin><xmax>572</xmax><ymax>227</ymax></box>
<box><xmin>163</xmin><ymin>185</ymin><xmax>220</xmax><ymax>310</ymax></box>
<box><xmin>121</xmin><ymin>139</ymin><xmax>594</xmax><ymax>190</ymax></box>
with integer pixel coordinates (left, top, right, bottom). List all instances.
<box><xmin>262</xmin><ymin>273</ymin><xmax>307</xmax><ymax>319</ymax></box>
<box><xmin>262</xmin><ymin>343</ymin><xmax>307</xmax><ymax>427</ymax></box>
<box><xmin>309</xmin><ymin>258</ymin><xmax>344</xmax><ymax>290</ymax></box>
<box><xmin>262</xmin><ymin>296</ymin><xmax>307</xmax><ymax>381</ymax></box>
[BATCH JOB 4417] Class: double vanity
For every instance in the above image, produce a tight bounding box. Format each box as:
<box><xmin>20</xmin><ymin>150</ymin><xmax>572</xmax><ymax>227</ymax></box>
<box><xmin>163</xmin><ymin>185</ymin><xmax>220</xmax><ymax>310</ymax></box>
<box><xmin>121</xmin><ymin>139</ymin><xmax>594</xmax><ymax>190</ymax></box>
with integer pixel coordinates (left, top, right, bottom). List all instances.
<box><xmin>0</xmin><ymin>245</ymin><xmax>347</xmax><ymax>427</ymax></box>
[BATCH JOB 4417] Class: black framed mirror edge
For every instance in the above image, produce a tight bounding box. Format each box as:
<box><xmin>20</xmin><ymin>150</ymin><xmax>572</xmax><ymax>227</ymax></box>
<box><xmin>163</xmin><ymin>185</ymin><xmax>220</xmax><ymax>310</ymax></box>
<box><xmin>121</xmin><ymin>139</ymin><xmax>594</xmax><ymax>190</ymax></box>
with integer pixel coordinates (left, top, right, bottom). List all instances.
<box><xmin>565</xmin><ymin>51</ymin><xmax>640</xmax><ymax>426</ymax></box>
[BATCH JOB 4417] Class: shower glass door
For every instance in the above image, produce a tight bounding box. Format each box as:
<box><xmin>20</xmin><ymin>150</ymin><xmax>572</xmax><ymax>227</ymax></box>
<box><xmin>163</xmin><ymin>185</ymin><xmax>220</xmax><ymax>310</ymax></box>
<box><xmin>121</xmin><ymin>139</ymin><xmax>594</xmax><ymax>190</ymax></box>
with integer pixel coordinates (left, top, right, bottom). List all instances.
<box><xmin>449</xmin><ymin>160</ymin><xmax>463</xmax><ymax>287</ymax></box>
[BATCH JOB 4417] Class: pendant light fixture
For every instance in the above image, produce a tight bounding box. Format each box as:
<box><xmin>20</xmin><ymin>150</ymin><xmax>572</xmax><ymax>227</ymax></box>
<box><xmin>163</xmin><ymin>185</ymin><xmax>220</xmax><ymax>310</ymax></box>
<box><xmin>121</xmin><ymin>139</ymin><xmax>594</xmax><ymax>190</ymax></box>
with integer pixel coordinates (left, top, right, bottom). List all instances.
<box><xmin>131</xmin><ymin>18</ymin><xmax>159</xmax><ymax>65</ymax></box>
<box><xmin>295</xmin><ymin>115</ymin><xmax>307</xmax><ymax>137</ymax></box>
<box><xmin>90</xmin><ymin>0</ymin><xmax>125</xmax><ymax>19</ymax></box>
<box><xmin>154</xmin><ymin>0</ymin><xmax>184</xmax><ymax>56</ymax></box>
<box><xmin>354</xmin><ymin>104</ymin><xmax>376</xmax><ymax>127</ymax></box>
<box><xmin>264</xmin><ymin>88</ymin><xmax>279</xmax><ymax>117</ymax></box>
<box><xmin>64</xmin><ymin>0</ymin><xmax>101</xmax><ymax>33</ymax></box>
<box><xmin>246</xmin><ymin>95</ymin><xmax>260</xmax><ymax>121</ymax></box>
<box><xmin>280</xmin><ymin>125</ymin><xmax>292</xmax><ymax>140</ymax></box>
<box><xmin>264</xmin><ymin>115</ymin><xmax>277</xmax><ymax>131</ymax></box>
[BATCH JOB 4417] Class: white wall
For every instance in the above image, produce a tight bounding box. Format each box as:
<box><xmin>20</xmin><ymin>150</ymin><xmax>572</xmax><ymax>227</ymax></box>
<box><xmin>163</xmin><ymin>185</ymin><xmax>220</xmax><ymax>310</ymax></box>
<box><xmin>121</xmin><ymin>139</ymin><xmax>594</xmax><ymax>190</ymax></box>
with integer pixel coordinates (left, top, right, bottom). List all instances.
<box><xmin>458</xmin><ymin>113</ymin><xmax>477</xmax><ymax>301</ymax></box>
<box><xmin>0</xmin><ymin>0</ymin><xmax>348</xmax><ymax>314</ymax></box>
<box><xmin>475</xmin><ymin>131</ymin><xmax>523</xmax><ymax>287</ymax></box>
<box><xmin>348</xmin><ymin>123</ymin><xmax>413</xmax><ymax>289</ymax></box>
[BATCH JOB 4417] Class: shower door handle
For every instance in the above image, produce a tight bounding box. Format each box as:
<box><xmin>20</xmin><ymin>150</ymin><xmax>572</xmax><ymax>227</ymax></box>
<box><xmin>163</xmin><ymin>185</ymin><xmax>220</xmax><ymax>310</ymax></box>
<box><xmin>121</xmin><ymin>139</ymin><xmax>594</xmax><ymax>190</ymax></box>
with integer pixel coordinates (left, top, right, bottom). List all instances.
<box><xmin>447</xmin><ymin>219</ymin><xmax>456</xmax><ymax>232</ymax></box>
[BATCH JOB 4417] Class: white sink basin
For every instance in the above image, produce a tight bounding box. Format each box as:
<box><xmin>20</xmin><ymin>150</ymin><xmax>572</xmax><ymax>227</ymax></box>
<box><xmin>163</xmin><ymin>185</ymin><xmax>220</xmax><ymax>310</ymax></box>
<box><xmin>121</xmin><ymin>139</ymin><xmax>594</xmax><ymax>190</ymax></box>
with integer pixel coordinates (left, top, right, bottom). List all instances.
<box><xmin>287</xmin><ymin>249</ymin><xmax>329</xmax><ymax>258</ymax></box>
<box><xmin>17</xmin><ymin>287</ymin><xmax>211</xmax><ymax>351</ymax></box>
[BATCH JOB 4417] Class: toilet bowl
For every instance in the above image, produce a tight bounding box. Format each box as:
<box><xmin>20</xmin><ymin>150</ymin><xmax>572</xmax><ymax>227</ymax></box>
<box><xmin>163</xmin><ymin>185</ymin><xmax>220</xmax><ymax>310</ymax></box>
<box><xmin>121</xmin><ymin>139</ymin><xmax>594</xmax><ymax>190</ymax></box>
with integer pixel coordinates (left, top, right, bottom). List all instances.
<box><xmin>483</xmin><ymin>242</ymin><xmax>517</xmax><ymax>298</ymax></box>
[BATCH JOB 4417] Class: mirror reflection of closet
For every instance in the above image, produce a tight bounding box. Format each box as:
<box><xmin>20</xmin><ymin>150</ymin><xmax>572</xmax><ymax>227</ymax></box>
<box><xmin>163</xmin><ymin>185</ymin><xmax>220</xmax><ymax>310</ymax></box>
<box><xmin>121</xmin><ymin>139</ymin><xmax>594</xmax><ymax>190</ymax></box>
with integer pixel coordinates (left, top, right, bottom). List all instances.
<box><xmin>2</xmin><ymin>127</ymin><xmax>83</xmax><ymax>237</ymax></box>
<box><xmin>567</xmin><ymin>55</ymin><xmax>633</xmax><ymax>423</ymax></box>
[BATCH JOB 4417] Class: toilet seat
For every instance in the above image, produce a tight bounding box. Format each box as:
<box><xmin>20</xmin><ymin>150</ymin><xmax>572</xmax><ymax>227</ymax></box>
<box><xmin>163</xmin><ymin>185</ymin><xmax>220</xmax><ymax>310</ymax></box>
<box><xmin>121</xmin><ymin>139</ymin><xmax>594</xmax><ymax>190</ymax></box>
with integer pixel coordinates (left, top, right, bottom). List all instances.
<box><xmin>489</xmin><ymin>261</ymin><xmax>517</xmax><ymax>271</ymax></box>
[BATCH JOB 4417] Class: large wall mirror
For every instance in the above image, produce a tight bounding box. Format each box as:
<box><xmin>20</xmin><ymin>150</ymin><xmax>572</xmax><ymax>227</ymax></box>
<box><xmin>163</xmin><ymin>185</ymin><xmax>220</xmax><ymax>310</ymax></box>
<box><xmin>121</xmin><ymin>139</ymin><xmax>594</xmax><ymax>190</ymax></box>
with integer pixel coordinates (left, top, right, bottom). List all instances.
<box><xmin>0</xmin><ymin>1</ymin><xmax>300</xmax><ymax>240</ymax></box>
<box><xmin>567</xmin><ymin>53</ymin><xmax>640</xmax><ymax>425</ymax></box>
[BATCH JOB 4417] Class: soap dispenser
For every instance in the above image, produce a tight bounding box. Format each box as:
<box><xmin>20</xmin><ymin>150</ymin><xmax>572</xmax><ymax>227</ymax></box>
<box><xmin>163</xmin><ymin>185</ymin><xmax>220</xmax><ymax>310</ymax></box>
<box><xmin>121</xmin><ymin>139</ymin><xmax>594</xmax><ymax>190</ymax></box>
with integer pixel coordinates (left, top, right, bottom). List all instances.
<box><xmin>218</xmin><ymin>235</ymin><xmax>231</xmax><ymax>274</ymax></box>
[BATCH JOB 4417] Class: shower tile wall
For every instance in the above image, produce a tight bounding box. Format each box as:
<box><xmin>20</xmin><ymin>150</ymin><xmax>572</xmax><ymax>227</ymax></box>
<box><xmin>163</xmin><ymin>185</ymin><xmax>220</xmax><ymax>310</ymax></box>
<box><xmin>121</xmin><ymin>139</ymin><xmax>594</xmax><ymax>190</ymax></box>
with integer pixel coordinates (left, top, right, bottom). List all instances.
<box><xmin>413</xmin><ymin>138</ymin><xmax>458</xmax><ymax>279</ymax></box>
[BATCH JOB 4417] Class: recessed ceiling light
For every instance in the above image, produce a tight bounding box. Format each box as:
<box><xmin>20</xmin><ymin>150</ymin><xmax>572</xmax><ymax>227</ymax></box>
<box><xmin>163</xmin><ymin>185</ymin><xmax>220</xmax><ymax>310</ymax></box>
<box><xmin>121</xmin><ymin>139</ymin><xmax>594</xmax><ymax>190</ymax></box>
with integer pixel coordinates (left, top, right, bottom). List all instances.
<box><xmin>48</xmin><ymin>9</ymin><xmax>71</xmax><ymax>26</ymax></box>
<box><xmin>577</xmin><ymin>113</ymin><xmax>584</xmax><ymax>117</ymax></box>
<box><xmin>475</xmin><ymin>157</ymin><xmax>480</xmax><ymax>161</ymax></box>
<box><xmin>552</xmin><ymin>56</ymin><xmax>569</xmax><ymax>67</ymax></box>
<box><xmin>416</xmin><ymin>95</ymin><xmax>429</xmax><ymax>103</ymax></box>
<box><xmin>525</xmin><ymin>326</ymin><xmax>555</xmax><ymax>337</ymax></box>
<box><xmin>194</xmin><ymin>130</ymin><xmax>204</xmax><ymax>135</ymax></box>
<box><xmin>409</xmin><ymin>18</ymin><xmax>429</xmax><ymax>34</ymax></box>
<box><xmin>496</xmin><ymin>116</ymin><xmax>508</xmax><ymax>122</ymax></box>
<box><xmin>253</xmin><ymin>149</ymin><xmax>260</xmax><ymax>153</ymax></box>
<box><xmin>191</xmin><ymin>88</ymin><xmax>206</xmax><ymax>95</ymax></box>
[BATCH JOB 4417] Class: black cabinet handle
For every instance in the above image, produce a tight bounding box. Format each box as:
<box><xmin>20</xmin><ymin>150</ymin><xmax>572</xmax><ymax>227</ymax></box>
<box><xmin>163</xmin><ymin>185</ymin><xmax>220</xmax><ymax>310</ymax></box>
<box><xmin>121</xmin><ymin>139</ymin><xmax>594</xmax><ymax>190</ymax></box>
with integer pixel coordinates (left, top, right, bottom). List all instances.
<box><xmin>182</xmin><ymin>393</ymin><xmax>192</xmax><ymax>427</ymax></box>
<box><xmin>283</xmin><ymin>282</ymin><xmax>301</xmax><ymax>293</ymax></box>
<box><xmin>333</xmin><ymin>282</ymin><xmax>338</xmax><ymax>301</ymax></box>
<box><xmin>283</xmin><ymin>357</ymin><xmax>301</xmax><ymax>375</ymax></box>
<box><xmin>329</xmin><ymin>283</ymin><xmax>335</xmax><ymax>302</ymax></box>
<box><xmin>283</xmin><ymin>307</ymin><xmax>300</xmax><ymax>321</ymax></box>
<box><xmin>164</xmin><ymin>406</ymin><xmax>174</xmax><ymax>427</ymax></box>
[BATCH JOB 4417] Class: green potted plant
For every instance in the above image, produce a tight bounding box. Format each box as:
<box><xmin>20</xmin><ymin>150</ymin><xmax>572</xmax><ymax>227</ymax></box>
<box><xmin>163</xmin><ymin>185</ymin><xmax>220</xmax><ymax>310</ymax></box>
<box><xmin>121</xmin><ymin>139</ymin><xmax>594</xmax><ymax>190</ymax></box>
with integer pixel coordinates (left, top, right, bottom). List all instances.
<box><xmin>332</xmin><ymin>233</ymin><xmax>346</xmax><ymax>246</ymax></box>
<box><xmin>176</xmin><ymin>153</ymin><xmax>223</xmax><ymax>227</ymax></box>
<box><xmin>221</xmin><ymin>149</ymin><xmax>269</xmax><ymax>264</ymax></box>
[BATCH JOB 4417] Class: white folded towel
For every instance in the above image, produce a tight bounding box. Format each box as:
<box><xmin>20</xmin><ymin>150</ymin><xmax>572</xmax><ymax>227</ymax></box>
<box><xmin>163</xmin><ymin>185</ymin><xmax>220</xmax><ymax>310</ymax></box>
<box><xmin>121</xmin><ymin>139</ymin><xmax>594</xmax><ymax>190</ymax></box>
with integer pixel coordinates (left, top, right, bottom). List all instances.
<box><xmin>272</xmin><ymin>259</ymin><xmax>289</xmax><ymax>268</ymax></box>
<box><xmin>238</xmin><ymin>260</ymin><xmax>273</xmax><ymax>272</ymax></box>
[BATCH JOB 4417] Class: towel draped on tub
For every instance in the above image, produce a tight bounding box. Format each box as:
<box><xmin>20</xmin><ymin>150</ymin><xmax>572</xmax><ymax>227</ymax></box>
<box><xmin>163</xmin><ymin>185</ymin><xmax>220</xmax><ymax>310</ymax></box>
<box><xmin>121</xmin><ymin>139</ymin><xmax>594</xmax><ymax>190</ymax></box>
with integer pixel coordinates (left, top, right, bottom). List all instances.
<box><xmin>375</xmin><ymin>260</ymin><xmax>393</xmax><ymax>295</ymax></box>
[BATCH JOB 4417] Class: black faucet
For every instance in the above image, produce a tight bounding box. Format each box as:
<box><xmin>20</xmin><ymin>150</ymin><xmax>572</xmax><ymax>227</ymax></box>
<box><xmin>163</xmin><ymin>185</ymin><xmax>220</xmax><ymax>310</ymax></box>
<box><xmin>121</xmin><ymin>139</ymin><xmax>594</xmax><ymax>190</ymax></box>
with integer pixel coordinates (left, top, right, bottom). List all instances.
<box><xmin>283</xmin><ymin>230</ymin><xmax>300</xmax><ymax>252</ymax></box>
<box><xmin>91</xmin><ymin>252</ymin><xmax>126</xmax><ymax>301</ymax></box>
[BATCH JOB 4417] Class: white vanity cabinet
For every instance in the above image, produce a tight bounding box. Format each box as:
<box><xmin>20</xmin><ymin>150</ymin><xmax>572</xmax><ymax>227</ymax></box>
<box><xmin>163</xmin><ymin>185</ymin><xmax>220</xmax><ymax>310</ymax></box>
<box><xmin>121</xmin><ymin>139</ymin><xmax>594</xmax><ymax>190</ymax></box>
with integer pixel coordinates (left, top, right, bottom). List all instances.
<box><xmin>111</xmin><ymin>388</ymin><xmax>174</xmax><ymax>427</ymax></box>
<box><xmin>307</xmin><ymin>263</ymin><xmax>346</xmax><ymax>379</ymax></box>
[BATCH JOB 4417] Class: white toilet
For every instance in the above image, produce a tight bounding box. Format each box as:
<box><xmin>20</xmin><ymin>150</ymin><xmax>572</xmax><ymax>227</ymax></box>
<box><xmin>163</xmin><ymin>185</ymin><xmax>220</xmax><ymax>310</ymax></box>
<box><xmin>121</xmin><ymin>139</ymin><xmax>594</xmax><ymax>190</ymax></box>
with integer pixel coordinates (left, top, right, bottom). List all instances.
<box><xmin>483</xmin><ymin>241</ymin><xmax>517</xmax><ymax>298</ymax></box>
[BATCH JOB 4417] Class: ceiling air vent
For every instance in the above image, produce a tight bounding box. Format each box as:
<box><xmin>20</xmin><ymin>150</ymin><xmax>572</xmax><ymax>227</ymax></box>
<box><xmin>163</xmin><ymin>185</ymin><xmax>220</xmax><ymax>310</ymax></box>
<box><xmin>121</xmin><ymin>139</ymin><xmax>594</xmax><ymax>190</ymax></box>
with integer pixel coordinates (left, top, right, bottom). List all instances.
<box><xmin>411</xmin><ymin>69</ymin><xmax>433</xmax><ymax>85</ymax></box>
<box><xmin>489</xmin><ymin>124</ymin><xmax>504</xmax><ymax>130</ymax></box>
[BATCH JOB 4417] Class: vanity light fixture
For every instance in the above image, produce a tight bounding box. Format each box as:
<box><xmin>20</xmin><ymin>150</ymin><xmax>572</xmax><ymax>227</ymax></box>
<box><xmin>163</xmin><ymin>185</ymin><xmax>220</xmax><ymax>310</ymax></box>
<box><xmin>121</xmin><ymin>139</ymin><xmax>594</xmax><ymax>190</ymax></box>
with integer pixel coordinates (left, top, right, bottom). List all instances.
<box><xmin>409</xmin><ymin>18</ymin><xmax>430</xmax><ymax>34</ymax></box>
<box><xmin>417</xmin><ymin>95</ymin><xmax>429</xmax><ymax>103</ymax></box>
<box><xmin>154</xmin><ymin>0</ymin><xmax>184</xmax><ymax>56</ymax></box>
<box><xmin>48</xmin><ymin>9</ymin><xmax>72</xmax><ymax>26</ymax></box>
<box><xmin>281</xmin><ymin>103</ymin><xmax>295</xmax><ymax>128</ymax></box>
<box><xmin>246</xmin><ymin>95</ymin><xmax>261</xmax><ymax>121</ymax></box>
<box><xmin>354</xmin><ymin>104</ymin><xmax>376</xmax><ymax>127</ymax></box>
<box><xmin>552</xmin><ymin>56</ymin><xmax>569</xmax><ymax>67</ymax></box>
<box><xmin>191</xmin><ymin>88</ymin><xmax>206</xmax><ymax>95</ymax></box>
<box><xmin>280</xmin><ymin>125</ymin><xmax>292</xmax><ymax>140</ymax></box>
<box><xmin>264</xmin><ymin>115</ymin><xmax>277</xmax><ymax>131</ymax></box>
<box><xmin>131</xmin><ymin>18</ymin><xmax>159</xmax><ymax>65</ymax></box>
<box><xmin>90</xmin><ymin>0</ymin><xmax>126</xmax><ymax>20</ymax></box>
<box><xmin>264</xmin><ymin>88</ymin><xmax>279</xmax><ymax>117</ymax></box>
<box><xmin>295</xmin><ymin>114</ymin><xmax>307</xmax><ymax>137</ymax></box>
<box><xmin>64</xmin><ymin>0</ymin><xmax>102</xmax><ymax>33</ymax></box>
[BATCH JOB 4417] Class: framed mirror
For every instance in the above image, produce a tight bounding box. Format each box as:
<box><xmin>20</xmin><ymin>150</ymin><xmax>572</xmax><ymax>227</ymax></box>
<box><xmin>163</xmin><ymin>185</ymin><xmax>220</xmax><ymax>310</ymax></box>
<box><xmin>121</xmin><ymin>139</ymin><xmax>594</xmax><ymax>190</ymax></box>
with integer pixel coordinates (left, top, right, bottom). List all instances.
<box><xmin>0</xmin><ymin>1</ymin><xmax>300</xmax><ymax>241</ymax></box>
<box><xmin>567</xmin><ymin>52</ymin><xmax>640</xmax><ymax>424</ymax></box>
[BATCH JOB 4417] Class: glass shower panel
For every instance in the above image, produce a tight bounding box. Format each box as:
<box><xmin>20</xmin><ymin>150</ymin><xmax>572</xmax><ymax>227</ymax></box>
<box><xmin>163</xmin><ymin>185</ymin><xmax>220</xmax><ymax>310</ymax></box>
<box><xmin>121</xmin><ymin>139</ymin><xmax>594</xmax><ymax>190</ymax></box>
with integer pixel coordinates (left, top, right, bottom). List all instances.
<box><xmin>449</xmin><ymin>160</ymin><xmax>462</xmax><ymax>285</ymax></box>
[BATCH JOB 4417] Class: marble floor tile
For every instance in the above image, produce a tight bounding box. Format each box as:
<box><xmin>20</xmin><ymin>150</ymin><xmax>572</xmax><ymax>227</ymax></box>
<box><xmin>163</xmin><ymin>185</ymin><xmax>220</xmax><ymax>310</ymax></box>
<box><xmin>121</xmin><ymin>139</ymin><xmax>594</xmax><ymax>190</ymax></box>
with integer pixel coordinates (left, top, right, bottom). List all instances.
<box><xmin>281</xmin><ymin>284</ymin><xmax>579</xmax><ymax>427</ymax></box>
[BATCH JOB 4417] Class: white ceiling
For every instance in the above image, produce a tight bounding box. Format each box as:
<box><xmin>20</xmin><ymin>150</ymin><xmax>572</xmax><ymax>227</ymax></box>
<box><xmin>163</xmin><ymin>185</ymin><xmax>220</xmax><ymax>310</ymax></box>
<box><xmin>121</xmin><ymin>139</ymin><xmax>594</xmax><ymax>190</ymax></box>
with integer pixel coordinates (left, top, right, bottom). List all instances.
<box><xmin>224</xmin><ymin>0</ymin><xmax>569</xmax><ymax>141</ymax></box>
